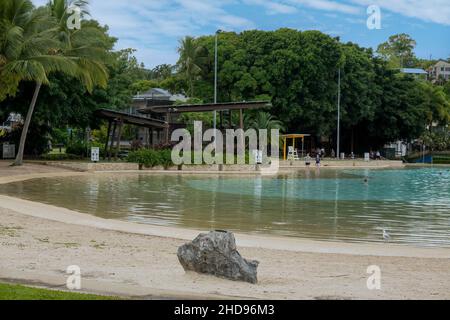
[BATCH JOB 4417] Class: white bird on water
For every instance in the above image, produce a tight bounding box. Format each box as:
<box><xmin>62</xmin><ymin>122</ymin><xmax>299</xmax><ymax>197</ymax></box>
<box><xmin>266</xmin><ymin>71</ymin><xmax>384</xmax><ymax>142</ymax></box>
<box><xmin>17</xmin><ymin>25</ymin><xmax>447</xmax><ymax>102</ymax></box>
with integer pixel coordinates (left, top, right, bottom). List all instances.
<box><xmin>383</xmin><ymin>229</ymin><xmax>391</xmax><ymax>241</ymax></box>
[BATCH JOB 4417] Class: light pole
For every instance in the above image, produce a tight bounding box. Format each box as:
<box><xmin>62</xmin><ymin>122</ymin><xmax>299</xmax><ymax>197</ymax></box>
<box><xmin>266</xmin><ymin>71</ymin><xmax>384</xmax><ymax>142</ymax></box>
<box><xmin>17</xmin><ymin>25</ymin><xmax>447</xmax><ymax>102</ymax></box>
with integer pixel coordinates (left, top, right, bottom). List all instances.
<box><xmin>337</xmin><ymin>67</ymin><xmax>341</xmax><ymax>159</ymax></box>
<box><xmin>214</xmin><ymin>30</ymin><xmax>222</xmax><ymax>130</ymax></box>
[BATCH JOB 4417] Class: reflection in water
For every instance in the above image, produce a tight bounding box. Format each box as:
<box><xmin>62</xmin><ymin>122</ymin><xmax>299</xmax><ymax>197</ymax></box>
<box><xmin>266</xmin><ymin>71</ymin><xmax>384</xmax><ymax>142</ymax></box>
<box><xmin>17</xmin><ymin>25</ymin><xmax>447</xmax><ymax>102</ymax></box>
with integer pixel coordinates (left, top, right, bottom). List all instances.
<box><xmin>0</xmin><ymin>168</ymin><xmax>449</xmax><ymax>247</ymax></box>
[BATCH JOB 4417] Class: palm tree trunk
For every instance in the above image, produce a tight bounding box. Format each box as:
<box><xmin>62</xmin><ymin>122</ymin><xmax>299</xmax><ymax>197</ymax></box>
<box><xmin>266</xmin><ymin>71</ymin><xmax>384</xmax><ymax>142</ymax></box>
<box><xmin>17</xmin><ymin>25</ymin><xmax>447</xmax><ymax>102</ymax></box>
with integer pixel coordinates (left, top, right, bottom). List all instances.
<box><xmin>14</xmin><ymin>82</ymin><xmax>42</xmax><ymax>166</ymax></box>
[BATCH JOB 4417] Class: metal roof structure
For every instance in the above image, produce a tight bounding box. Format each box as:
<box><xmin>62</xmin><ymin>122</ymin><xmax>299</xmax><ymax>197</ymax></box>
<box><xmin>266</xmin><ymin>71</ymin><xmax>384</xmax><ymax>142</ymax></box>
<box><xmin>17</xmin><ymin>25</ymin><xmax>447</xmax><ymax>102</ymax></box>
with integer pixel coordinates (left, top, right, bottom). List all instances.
<box><xmin>400</xmin><ymin>68</ymin><xmax>428</xmax><ymax>75</ymax></box>
<box><xmin>133</xmin><ymin>88</ymin><xmax>188</xmax><ymax>102</ymax></box>
<box><xmin>138</xmin><ymin>101</ymin><xmax>271</xmax><ymax>114</ymax></box>
<box><xmin>94</xmin><ymin>109</ymin><xmax>168</xmax><ymax>129</ymax></box>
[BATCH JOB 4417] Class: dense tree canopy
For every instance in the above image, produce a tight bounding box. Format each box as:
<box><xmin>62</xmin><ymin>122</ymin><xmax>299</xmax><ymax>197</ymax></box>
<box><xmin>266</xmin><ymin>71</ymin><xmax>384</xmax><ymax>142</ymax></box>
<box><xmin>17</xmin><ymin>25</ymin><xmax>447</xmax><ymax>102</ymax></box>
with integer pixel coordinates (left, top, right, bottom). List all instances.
<box><xmin>1</xmin><ymin>0</ymin><xmax>449</xmax><ymax>159</ymax></box>
<box><xmin>170</xmin><ymin>30</ymin><xmax>449</xmax><ymax>151</ymax></box>
<box><xmin>377</xmin><ymin>33</ymin><xmax>417</xmax><ymax>69</ymax></box>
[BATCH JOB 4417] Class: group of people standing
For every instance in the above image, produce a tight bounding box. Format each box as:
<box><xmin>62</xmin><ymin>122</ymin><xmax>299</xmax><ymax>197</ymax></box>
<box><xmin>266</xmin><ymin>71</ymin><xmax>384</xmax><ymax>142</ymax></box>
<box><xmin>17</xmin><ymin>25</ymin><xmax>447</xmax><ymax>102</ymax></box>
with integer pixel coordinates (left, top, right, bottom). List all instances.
<box><xmin>305</xmin><ymin>152</ymin><xmax>322</xmax><ymax>167</ymax></box>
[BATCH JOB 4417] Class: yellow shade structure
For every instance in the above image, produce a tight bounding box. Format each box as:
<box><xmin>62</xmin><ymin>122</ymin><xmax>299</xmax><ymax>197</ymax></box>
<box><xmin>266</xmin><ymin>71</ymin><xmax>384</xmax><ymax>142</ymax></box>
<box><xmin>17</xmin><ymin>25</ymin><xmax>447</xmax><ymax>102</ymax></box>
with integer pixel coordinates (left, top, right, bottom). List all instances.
<box><xmin>281</xmin><ymin>134</ymin><xmax>311</xmax><ymax>160</ymax></box>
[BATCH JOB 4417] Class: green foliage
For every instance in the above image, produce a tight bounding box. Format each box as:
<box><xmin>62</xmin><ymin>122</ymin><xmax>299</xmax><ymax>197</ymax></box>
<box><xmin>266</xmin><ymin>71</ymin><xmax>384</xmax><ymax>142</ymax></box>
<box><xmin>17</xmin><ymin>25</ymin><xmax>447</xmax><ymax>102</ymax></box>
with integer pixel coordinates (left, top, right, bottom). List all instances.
<box><xmin>159</xmin><ymin>75</ymin><xmax>188</xmax><ymax>94</ymax></box>
<box><xmin>444</xmin><ymin>81</ymin><xmax>450</xmax><ymax>99</ymax></box>
<box><xmin>177</xmin><ymin>36</ymin><xmax>207</xmax><ymax>97</ymax></box>
<box><xmin>66</xmin><ymin>141</ymin><xmax>88</xmax><ymax>157</ymax></box>
<box><xmin>0</xmin><ymin>0</ymin><xmax>150</xmax><ymax>161</ymax></box>
<box><xmin>0</xmin><ymin>123</ymin><xmax>50</xmax><ymax>156</ymax></box>
<box><xmin>0</xmin><ymin>72</ymin><xmax>21</xmax><ymax>101</ymax></box>
<box><xmin>158</xmin><ymin>149</ymin><xmax>174</xmax><ymax>169</ymax></box>
<box><xmin>149</xmin><ymin>64</ymin><xmax>174</xmax><ymax>80</ymax></box>
<box><xmin>0</xmin><ymin>0</ymin><xmax>113</xmax><ymax>164</ymax></box>
<box><xmin>421</xmin><ymin>130</ymin><xmax>450</xmax><ymax>151</ymax></box>
<box><xmin>182</xmin><ymin>29</ymin><xmax>449</xmax><ymax>151</ymax></box>
<box><xmin>0</xmin><ymin>282</ymin><xmax>118</xmax><ymax>300</ymax></box>
<box><xmin>51</xmin><ymin>128</ymin><xmax>69</xmax><ymax>145</ymax></box>
<box><xmin>127</xmin><ymin>149</ymin><xmax>174</xmax><ymax>168</ymax></box>
<box><xmin>377</xmin><ymin>33</ymin><xmax>417</xmax><ymax>68</ymax></box>
<box><xmin>130</xmin><ymin>79</ymin><xmax>160</xmax><ymax>95</ymax></box>
<box><xmin>245</xmin><ymin>112</ymin><xmax>285</xmax><ymax>131</ymax></box>
<box><xmin>102</xmin><ymin>48</ymin><xmax>151</xmax><ymax>110</ymax></box>
<box><xmin>433</xmin><ymin>156</ymin><xmax>450</xmax><ymax>164</ymax></box>
<box><xmin>127</xmin><ymin>149</ymin><xmax>175</xmax><ymax>168</ymax></box>
<box><xmin>91</xmin><ymin>125</ymin><xmax>108</xmax><ymax>144</ymax></box>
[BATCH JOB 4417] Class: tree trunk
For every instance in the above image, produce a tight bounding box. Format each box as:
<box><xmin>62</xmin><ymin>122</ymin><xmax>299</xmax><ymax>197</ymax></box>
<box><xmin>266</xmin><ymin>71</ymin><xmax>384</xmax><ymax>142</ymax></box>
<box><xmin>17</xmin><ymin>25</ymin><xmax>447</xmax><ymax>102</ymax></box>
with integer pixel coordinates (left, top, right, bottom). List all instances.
<box><xmin>13</xmin><ymin>82</ymin><xmax>42</xmax><ymax>166</ymax></box>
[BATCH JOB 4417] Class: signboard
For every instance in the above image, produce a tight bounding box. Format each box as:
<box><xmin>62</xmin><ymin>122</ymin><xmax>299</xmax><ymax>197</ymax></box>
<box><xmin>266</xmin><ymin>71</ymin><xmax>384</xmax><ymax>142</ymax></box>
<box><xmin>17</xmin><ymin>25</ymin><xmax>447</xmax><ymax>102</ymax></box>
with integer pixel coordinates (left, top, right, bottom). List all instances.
<box><xmin>2</xmin><ymin>143</ymin><xmax>15</xmax><ymax>159</ymax></box>
<box><xmin>252</xmin><ymin>150</ymin><xmax>263</xmax><ymax>164</ymax></box>
<box><xmin>91</xmin><ymin>147</ymin><xmax>100</xmax><ymax>163</ymax></box>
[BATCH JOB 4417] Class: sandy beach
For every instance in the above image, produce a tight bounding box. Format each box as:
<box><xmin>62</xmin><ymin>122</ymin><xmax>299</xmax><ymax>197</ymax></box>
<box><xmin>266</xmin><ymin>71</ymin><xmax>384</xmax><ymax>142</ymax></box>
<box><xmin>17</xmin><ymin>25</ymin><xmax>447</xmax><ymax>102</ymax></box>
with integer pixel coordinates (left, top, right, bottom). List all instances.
<box><xmin>0</xmin><ymin>161</ymin><xmax>449</xmax><ymax>300</ymax></box>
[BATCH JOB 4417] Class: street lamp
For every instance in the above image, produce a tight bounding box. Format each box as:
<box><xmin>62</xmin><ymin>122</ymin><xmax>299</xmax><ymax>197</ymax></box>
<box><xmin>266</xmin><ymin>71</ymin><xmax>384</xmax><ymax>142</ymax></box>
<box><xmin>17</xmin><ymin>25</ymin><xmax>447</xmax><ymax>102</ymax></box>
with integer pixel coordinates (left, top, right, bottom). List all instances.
<box><xmin>214</xmin><ymin>29</ymin><xmax>222</xmax><ymax>131</ymax></box>
<box><xmin>337</xmin><ymin>67</ymin><xmax>341</xmax><ymax>159</ymax></box>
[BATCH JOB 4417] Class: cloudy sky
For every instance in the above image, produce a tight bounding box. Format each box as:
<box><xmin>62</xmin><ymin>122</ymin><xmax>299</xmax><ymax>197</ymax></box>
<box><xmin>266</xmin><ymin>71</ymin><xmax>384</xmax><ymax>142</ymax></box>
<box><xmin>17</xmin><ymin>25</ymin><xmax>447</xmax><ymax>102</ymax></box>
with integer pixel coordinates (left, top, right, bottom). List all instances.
<box><xmin>32</xmin><ymin>0</ymin><xmax>450</xmax><ymax>68</ymax></box>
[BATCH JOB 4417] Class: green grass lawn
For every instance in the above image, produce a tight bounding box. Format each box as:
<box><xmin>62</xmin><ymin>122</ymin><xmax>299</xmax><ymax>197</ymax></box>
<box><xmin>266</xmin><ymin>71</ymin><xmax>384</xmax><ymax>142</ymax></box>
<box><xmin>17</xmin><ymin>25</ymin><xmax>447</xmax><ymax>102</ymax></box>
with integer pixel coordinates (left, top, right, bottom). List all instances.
<box><xmin>0</xmin><ymin>282</ymin><xmax>120</xmax><ymax>300</ymax></box>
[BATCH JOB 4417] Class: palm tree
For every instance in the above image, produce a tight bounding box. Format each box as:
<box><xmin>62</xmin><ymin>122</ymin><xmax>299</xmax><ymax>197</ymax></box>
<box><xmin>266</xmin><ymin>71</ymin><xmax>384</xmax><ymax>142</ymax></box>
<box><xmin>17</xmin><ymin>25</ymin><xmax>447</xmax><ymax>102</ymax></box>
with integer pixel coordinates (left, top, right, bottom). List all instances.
<box><xmin>48</xmin><ymin>0</ymin><xmax>109</xmax><ymax>93</ymax></box>
<box><xmin>246</xmin><ymin>112</ymin><xmax>285</xmax><ymax>132</ymax></box>
<box><xmin>0</xmin><ymin>0</ymin><xmax>108</xmax><ymax>166</ymax></box>
<box><xmin>177</xmin><ymin>36</ymin><xmax>205</xmax><ymax>97</ymax></box>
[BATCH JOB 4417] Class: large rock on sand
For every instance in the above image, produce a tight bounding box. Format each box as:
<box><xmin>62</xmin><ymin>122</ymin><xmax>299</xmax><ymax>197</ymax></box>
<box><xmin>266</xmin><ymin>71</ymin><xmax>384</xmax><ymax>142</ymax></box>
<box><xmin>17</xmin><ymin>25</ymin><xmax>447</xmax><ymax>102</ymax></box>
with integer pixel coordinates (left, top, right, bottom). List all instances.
<box><xmin>177</xmin><ymin>231</ymin><xmax>259</xmax><ymax>284</ymax></box>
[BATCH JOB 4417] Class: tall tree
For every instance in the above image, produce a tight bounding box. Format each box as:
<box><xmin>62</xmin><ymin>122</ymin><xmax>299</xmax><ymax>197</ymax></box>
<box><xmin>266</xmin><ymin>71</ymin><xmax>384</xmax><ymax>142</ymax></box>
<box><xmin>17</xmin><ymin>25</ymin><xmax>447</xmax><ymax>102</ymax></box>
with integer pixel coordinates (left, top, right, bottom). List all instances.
<box><xmin>0</xmin><ymin>0</ymin><xmax>108</xmax><ymax>165</ymax></box>
<box><xmin>245</xmin><ymin>112</ymin><xmax>285</xmax><ymax>131</ymax></box>
<box><xmin>150</xmin><ymin>64</ymin><xmax>174</xmax><ymax>80</ymax></box>
<box><xmin>177</xmin><ymin>36</ymin><xmax>206</xmax><ymax>97</ymax></box>
<box><xmin>377</xmin><ymin>33</ymin><xmax>417</xmax><ymax>68</ymax></box>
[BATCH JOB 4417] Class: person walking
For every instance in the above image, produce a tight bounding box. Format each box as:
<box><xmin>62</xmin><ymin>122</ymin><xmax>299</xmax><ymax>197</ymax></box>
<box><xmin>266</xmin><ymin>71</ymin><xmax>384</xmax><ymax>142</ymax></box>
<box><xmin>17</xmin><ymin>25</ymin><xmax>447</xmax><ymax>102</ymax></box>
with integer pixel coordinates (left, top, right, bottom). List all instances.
<box><xmin>305</xmin><ymin>153</ymin><xmax>311</xmax><ymax>167</ymax></box>
<box><xmin>316</xmin><ymin>153</ymin><xmax>321</xmax><ymax>167</ymax></box>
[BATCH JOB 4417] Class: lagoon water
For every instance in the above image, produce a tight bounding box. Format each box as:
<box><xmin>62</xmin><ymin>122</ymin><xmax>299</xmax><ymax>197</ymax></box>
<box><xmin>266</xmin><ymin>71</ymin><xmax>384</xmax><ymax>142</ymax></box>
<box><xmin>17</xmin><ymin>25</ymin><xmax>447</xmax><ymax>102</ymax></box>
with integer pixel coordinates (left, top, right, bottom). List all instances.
<box><xmin>1</xmin><ymin>168</ymin><xmax>449</xmax><ymax>246</ymax></box>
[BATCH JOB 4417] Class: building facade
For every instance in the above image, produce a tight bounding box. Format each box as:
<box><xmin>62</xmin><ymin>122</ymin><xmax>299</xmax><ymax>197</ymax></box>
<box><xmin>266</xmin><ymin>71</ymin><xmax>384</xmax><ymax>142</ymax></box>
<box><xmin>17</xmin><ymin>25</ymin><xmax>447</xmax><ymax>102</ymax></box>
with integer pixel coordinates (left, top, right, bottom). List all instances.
<box><xmin>428</xmin><ymin>60</ymin><xmax>450</xmax><ymax>82</ymax></box>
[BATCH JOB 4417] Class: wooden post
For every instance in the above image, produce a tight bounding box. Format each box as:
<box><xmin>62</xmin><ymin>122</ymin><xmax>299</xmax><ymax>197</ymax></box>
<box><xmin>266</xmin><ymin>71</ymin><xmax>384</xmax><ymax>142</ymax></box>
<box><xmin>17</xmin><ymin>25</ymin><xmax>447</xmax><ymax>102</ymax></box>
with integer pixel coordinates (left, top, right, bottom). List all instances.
<box><xmin>114</xmin><ymin>120</ymin><xmax>123</xmax><ymax>161</ymax></box>
<box><xmin>302</xmin><ymin>137</ymin><xmax>305</xmax><ymax>158</ymax></box>
<box><xmin>165</xmin><ymin>113</ymin><xmax>170</xmax><ymax>145</ymax></box>
<box><xmin>149</xmin><ymin>128</ymin><xmax>153</xmax><ymax>148</ymax></box>
<box><xmin>104</xmin><ymin>120</ymin><xmax>112</xmax><ymax>160</ymax></box>
<box><xmin>239</xmin><ymin>109</ymin><xmax>244</xmax><ymax>129</ymax></box>
<box><xmin>108</xmin><ymin>121</ymin><xmax>117</xmax><ymax>161</ymax></box>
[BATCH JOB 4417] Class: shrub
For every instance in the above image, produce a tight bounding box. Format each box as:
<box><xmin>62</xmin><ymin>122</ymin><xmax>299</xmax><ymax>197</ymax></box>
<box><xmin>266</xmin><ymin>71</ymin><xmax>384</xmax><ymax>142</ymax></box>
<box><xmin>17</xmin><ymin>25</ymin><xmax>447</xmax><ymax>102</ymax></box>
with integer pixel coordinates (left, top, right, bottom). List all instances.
<box><xmin>127</xmin><ymin>149</ymin><xmax>175</xmax><ymax>168</ymax></box>
<box><xmin>127</xmin><ymin>149</ymin><xmax>165</xmax><ymax>168</ymax></box>
<box><xmin>66</xmin><ymin>141</ymin><xmax>88</xmax><ymax>157</ymax></box>
<box><xmin>64</xmin><ymin>141</ymin><xmax>106</xmax><ymax>159</ymax></box>
<box><xmin>159</xmin><ymin>149</ymin><xmax>174</xmax><ymax>169</ymax></box>
<box><xmin>433</xmin><ymin>156</ymin><xmax>450</xmax><ymax>164</ymax></box>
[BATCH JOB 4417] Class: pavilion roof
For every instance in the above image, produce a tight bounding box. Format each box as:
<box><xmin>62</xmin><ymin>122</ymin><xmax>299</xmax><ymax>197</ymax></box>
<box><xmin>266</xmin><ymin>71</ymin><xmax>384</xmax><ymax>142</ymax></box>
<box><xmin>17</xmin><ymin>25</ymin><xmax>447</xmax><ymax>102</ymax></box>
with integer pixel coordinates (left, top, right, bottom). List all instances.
<box><xmin>281</xmin><ymin>134</ymin><xmax>311</xmax><ymax>139</ymax></box>
<box><xmin>138</xmin><ymin>101</ymin><xmax>271</xmax><ymax>114</ymax></box>
<box><xmin>95</xmin><ymin>109</ymin><xmax>168</xmax><ymax>129</ymax></box>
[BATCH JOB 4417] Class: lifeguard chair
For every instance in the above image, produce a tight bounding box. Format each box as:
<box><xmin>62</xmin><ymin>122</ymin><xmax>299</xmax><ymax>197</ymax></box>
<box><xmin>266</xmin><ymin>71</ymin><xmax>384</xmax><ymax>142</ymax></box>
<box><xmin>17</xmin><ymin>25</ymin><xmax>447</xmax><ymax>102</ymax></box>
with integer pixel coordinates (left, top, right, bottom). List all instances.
<box><xmin>281</xmin><ymin>134</ymin><xmax>311</xmax><ymax>161</ymax></box>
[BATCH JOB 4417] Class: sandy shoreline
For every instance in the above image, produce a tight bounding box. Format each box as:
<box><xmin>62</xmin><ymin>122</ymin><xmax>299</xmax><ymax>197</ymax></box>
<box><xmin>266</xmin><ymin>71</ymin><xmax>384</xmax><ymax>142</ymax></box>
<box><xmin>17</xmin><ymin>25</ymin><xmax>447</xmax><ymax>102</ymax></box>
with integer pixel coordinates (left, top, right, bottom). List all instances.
<box><xmin>0</xmin><ymin>162</ymin><xmax>449</xmax><ymax>299</ymax></box>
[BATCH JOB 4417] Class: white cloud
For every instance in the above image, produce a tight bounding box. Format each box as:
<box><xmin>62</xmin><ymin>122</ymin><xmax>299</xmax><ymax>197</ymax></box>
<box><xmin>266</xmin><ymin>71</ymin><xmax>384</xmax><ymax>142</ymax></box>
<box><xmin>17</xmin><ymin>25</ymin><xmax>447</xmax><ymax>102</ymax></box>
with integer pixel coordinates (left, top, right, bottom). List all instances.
<box><xmin>63</xmin><ymin>0</ymin><xmax>255</xmax><ymax>67</ymax></box>
<box><xmin>30</xmin><ymin>0</ymin><xmax>450</xmax><ymax>68</ymax></box>
<box><xmin>350</xmin><ymin>0</ymin><xmax>450</xmax><ymax>26</ymax></box>
<box><xmin>287</xmin><ymin>0</ymin><xmax>361</xmax><ymax>15</ymax></box>
<box><xmin>243</xmin><ymin>0</ymin><xmax>298</xmax><ymax>14</ymax></box>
